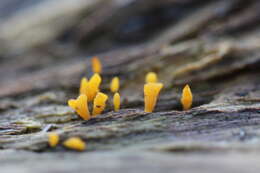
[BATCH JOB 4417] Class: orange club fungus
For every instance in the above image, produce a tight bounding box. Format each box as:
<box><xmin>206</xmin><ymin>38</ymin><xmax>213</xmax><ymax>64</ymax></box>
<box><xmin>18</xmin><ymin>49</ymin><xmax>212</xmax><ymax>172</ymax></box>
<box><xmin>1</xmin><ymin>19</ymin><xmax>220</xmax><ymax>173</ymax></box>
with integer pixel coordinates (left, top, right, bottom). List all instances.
<box><xmin>80</xmin><ymin>73</ymin><xmax>102</xmax><ymax>102</ymax></box>
<box><xmin>91</xmin><ymin>56</ymin><xmax>102</xmax><ymax>74</ymax></box>
<box><xmin>63</xmin><ymin>137</ymin><xmax>86</xmax><ymax>151</ymax></box>
<box><xmin>92</xmin><ymin>92</ymin><xmax>108</xmax><ymax>116</ymax></box>
<box><xmin>113</xmin><ymin>92</ymin><xmax>120</xmax><ymax>112</ymax></box>
<box><xmin>68</xmin><ymin>94</ymin><xmax>91</xmax><ymax>120</ymax></box>
<box><xmin>145</xmin><ymin>72</ymin><xmax>158</xmax><ymax>83</ymax></box>
<box><xmin>110</xmin><ymin>77</ymin><xmax>120</xmax><ymax>93</ymax></box>
<box><xmin>144</xmin><ymin>83</ymin><xmax>163</xmax><ymax>113</ymax></box>
<box><xmin>181</xmin><ymin>84</ymin><xmax>193</xmax><ymax>110</ymax></box>
<box><xmin>48</xmin><ymin>132</ymin><xmax>59</xmax><ymax>147</ymax></box>
<box><xmin>79</xmin><ymin>77</ymin><xmax>88</xmax><ymax>95</ymax></box>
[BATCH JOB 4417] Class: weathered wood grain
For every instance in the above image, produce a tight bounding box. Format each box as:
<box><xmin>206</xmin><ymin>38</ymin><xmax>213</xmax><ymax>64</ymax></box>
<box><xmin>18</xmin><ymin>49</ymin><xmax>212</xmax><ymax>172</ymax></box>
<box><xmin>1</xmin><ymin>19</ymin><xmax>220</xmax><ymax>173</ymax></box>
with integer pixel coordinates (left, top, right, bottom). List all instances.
<box><xmin>0</xmin><ymin>0</ymin><xmax>260</xmax><ymax>173</ymax></box>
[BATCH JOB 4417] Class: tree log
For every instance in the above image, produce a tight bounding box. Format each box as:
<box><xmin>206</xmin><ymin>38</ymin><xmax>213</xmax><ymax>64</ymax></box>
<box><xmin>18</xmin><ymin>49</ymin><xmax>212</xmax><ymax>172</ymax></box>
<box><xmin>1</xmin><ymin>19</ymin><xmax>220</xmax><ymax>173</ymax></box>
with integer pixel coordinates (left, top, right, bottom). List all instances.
<box><xmin>0</xmin><ymin>0</ymin><xmax>260</xmax><ymax>172</ymax></box>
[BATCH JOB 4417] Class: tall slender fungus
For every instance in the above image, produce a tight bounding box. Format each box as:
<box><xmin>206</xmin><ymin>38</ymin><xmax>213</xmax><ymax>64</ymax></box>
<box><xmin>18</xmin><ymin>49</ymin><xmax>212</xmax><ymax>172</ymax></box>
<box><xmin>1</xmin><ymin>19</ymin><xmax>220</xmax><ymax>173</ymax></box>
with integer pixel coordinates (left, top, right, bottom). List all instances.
<box><xmin>79</xmin><ymin>77</ymin><xmax>88</xmax><ymax>95</ymax></box>
<box><xmin>63</xmin><ymin>137</ymin><xmax>86</xmax><ymax>151</ymax></box>
<box><xmin>113</xmin><ymin>92</ymin><xmax>120</xmax><ymax>112</ymax></box>
<box><xmin>145</xmin><ymin>72</ymin><xmax>158</xmax><ymax>83</ymax></box>
<box><xmin>86</xmin><ymin>73</ymin><xmax>102</xmax><ymax>101</ymax></box>
<box><xmin>92</xmin><ymin>92</ymin><xmax>108</xmax><ymax>116</ymax></box>
<box><xmin>68</xmin><ymin>94</ymin><xmax>91</xmax><ymax>120</ymax></box>
<box><xmin>181</xmin><ymin>84</ymin><xmax>193</xmax><ymax>110</ymax></box>
<box><xmin>91</xmin><ymin>56</ymin><xmax>102</xmax><ymax>74</ymax></box>
<box><xmin>48</xmin><ymin>132</ymin><xmax>59</xmax><ymax>147</ymax></box>
<box><xmin>144</xmin><ymin>83</ymin><xmax>163</xmax><ymax>112</ymax></box>
<box><xmin>110</xmin><ymin>77</ymin><xmax>120</xmax><ymax>93</ymax></box>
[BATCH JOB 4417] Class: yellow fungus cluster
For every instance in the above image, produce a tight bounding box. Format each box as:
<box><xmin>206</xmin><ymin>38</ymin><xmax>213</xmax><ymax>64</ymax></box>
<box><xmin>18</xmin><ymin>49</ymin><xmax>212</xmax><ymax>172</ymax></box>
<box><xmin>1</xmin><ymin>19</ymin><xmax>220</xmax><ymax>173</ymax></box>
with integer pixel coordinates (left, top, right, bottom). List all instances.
<box><xmin>113</xmin><ymin>92</ymin><xmax>120</xmax><ymax>112</ymax></box>
<box><xmin>181</xmin><ymin>84</ymin><xmax>193</xmax><ymax>110</ymax></box>
<box><xmin>68</xmin><ymin>94</ymin><xmax>90</xmax><ymax>120</ymax></box>
<box><xmin>110</xmin><ymin>77</ymin><xmax>120</xmax><ymax>93</ymax></box>
<box><xmin>63</xmin><ymin>137</ymin><xmax>86</xmax><ymax>151</ymax></box>
<box><xmin>48</xmin><ymin>132</ymin><xmax>59</xmax><ymax>147</ymax></box>
<box><xmin>68</xmin><ymin>56</ymin><xmax>194</xmax><ymax>124</ymax></box>
<box><xmin>47</xmin><ymin>132</ymin><xmax>86</xmax><ymax>151</ymax></box>
<box><xmin>92</xmin><ymin>92</ymin><xmax>108</xmax><ymax>116</ymax></box>
<box><xmin>145</xmin><ymin>72</ymin><xmax>158</xmax><ymax>83</ymax></box>
<box><xmin>80</xmin><ymin>73</ymin><xmax>102</xmax><ymax>101</ymax></box>
<box><xmin>144</xmin><ymin>83</ymin><xmax>163</xmax><ymax>112</ymax></box>
<box><xmin>143</xmin><ymin>72</ymin><xmax>193</xmax><ymax>112</ymax></box>
<box><xmin>92</xmin><ymin>56</ymin><xmax>102</xmax><ymax>74</ymax></box>
<box><xmin>68</xmin><ymin>75</ymin><xmax>109</xmax><ymax>119</ymax></box>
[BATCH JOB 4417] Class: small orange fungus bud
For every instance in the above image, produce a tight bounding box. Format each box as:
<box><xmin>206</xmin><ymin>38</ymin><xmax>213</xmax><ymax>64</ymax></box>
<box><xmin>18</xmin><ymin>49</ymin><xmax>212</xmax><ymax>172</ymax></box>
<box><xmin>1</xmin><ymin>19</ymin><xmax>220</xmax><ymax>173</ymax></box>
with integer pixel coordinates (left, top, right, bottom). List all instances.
<box><xmin>145</xmin><ymin>72</ymin><xmax>158</xmax><ymax>83</ymax></box>
<box><xmin>68</xmin><ymin>94</ymin><xmax>91</xmax><ymax>120</ymax></box>
<box><xmin>79</xmin><ymin>77</ymin><xmax>88</xmax><ymax>95</ymax></box>
<box><xmin>144</xmin><ymin>83</ymin><xmax>163</xmax><ymax>113</ymax></box>
<box><xmin>86</xmin><ymin>73</ymin><xmax>102</xmax><ymax>101</ymax></box>
<box><xmin>63</xmin><ymin>137</ymin><xmax>86</xmax><ymax>151</ymax></box>
<box><xmin>110</xmin><ymin>77</ymin><xmax>120</xmax><ymax>93</ymax></box>
<box><xmin>48</xmin><ymin>132</ymin><xmax>59</xmax><ymax>147</ymax></box>
<box><xmin>113</xmin><ymin>92</ymin><xmax>120</xmax><ymax>112</ymax></box>
<box><xmin>92</xmin><ymin>92</ymin><xmax>108</xmax><ymax>116</ymax></box>
<box><xmin>181</xmin><ymin>84</ymin><xmax>193</xmax><ymax>110</ymax></box>
<box><xmin>91</xmin><ymin>56</ymin><xmax>102</xmax><ymax>74</ymax></box>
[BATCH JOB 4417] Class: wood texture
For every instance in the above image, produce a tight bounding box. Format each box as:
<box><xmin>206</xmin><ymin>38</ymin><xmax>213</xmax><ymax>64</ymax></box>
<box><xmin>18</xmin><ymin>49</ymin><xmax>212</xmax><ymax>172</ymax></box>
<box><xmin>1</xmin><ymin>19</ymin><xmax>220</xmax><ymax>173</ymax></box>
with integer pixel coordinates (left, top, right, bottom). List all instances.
<box><xmin>0</xmin><ymin>0</ymin><xmax>260</xmax><ymax>172</ymax></box>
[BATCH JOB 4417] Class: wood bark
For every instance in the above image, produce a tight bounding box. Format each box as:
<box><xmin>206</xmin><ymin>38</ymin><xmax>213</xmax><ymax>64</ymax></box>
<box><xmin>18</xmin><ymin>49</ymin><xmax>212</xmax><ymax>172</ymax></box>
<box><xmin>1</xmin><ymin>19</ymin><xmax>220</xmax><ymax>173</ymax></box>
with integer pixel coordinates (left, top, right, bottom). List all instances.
<box><xmin>0</xmin><ymin>0</ymin><xmax>260</xmax><ymax>172</ymax></box>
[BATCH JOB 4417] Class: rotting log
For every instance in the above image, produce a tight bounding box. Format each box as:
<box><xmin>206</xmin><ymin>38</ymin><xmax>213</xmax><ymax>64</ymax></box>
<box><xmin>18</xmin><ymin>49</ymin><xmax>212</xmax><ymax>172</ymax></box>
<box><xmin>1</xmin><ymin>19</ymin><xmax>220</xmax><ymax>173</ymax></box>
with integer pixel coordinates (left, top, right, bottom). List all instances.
<box><xmin>0</xmin><ymin>0</ymin><xmax>260</xmax><ymax>173</ymax></box>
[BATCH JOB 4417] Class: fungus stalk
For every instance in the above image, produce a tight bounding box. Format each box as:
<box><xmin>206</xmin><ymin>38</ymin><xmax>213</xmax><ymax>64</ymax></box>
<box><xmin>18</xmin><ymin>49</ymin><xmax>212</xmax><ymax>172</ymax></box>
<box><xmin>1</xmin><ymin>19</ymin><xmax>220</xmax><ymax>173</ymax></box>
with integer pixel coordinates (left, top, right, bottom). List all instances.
<box><xmin>110</xmin><ymin>77</ymin><xmax>120</xmax><ymax>93</ymax></box>
<box><xmin>145</xmin><ymin>72</ymin><xmax>158</xmax><ymax>83</ymax></box>
<box><xmin>91</xmin><ymin>56</ymin><xmax>102</xmax><ymax>74</ymax></box>
<box><xmin>92</xmin><ymin>92</ymin><xmax>108</xmax><ymax>116</ymax></box>
<box><xmin>68</xmin><ymin>94</ymin><xmax>91</xmax><ymax>120</ymax></box>
<box><xmin>63</xmin><ymin>137</ymin><xmax>86</xmax><ymax>151</ymax></box>
<box><xmin>144</xmin><ymin>83</ymin><xmax>163</xmax><ymax>112</ymax></box>
<box><xmin>79</xmin><ymin>77</ymin><xmax>88</xmax><ymax>95</ymax></box>
<box><xmin>113</xmin><ymin>92</ymin><xmax>120</xmax><ymax>112</ymax></box>
<box><xmin>181</xmin><ymin>84</ymin><xmax>193</xmax><ymax>110</ymax></box>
